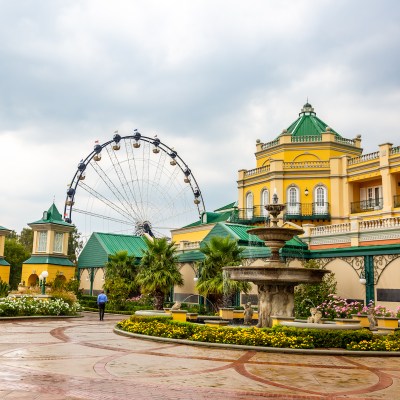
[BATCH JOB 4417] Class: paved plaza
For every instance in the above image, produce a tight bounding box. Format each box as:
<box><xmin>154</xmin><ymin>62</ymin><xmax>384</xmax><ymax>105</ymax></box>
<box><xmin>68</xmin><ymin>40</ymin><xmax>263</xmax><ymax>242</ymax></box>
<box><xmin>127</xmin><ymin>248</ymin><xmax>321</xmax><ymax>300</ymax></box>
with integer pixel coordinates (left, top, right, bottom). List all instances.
<box><xmin>0</xmin><ymin>313</ymin><xmax>399</xmax><ymax>399</ymax></box>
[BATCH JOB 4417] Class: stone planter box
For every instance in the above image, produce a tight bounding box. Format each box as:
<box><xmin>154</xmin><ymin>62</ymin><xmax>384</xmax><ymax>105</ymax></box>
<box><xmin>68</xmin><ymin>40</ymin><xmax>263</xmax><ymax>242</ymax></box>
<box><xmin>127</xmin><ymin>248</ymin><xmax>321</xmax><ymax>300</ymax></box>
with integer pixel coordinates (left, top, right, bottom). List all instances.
<box><xmin>376</xmin><ymin>317</ymin><xmax>399</xmax><ymax>329</ymax></box>
<box><xmin>334</xmin><ymin>318</ymin><xmax>361</xmax><ymax>326</ymax></box>
<box><xmin>171</xmin><ymin>310</ymin><xmax>187</xmax><ymax>322</ymax></box>
<box><xmin>163</xmin><ymin>308</ymin><xmax>171</xmax><ymax>315</ymax></box>
<box><xmin>351</xmin><ymin>314</ymin><xmax>370</xmax><ymax>328</ymax></box>
<box><xmin>186</xmin><ymin>313</ymin><xmax>198</xmax><ymax>321</ymax></box>
<box><xmin>271</xmin><ymin>316</ymin><xmax>295</xmax><ymax>326</ymax></box>
<box><xmin>205</xmin><ymin>320</ymin><xmax>229</xmax><ymax>327</ymax></box>
<box><xmin>233</xmin><ymin>310</ymin><xmax>244</xmax><ymax>319</ymax></box>
<box><xmin>219</xmin><ymin>308</ymin><xmax>234</xmax><ymax>320</ymax></box>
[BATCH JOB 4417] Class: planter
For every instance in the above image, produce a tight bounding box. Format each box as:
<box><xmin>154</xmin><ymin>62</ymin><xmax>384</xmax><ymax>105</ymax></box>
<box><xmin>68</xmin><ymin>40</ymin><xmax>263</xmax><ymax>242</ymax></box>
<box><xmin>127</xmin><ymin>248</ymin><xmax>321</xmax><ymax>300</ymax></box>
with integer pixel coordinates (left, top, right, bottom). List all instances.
<box><xmin>171</xmin><ymin>310</ymin><xmax>187</xmax><ymax>322</ymax></box>
<box><xmin>271</xmin><ymin>316</ymin><xmax>295</xmax><ymax>326</ymax></box>
<box><xmin>376</xmin><ymin>316</ymin><xmax>399</xmax><ymax>329</ymax></box>
<box><xmin>334</xmin><ymin>318</ymin><xmax>361</xmax><ymax>326</ymax></box>
<box><xmin>219</xmin><ymin>308</ymin><xmax>234</xmax><ymax>320</ymax></box>
<box><xmin>352</xmin><ymin>314</ymin><xmax>370</xmax><ymax>328</ymax></box>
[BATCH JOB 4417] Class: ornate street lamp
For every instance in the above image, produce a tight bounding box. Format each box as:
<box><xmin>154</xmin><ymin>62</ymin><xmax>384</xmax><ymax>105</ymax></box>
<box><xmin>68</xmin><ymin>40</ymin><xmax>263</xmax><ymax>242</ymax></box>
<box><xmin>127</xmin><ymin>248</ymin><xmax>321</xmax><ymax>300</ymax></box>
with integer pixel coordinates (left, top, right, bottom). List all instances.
<box><xmin>39</xmin><ymin>271</ymin><xmax>49</xmax><ymax>295</ymax></box>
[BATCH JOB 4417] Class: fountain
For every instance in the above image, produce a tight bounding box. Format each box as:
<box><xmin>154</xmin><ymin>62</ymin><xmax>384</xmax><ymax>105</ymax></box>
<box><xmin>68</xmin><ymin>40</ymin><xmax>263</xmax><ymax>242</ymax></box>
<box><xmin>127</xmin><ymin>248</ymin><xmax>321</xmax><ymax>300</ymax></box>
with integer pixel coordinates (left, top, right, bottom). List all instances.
<box><xmin>223</xmin><ymin>193</ymin><xmax>329</xmax><ymax>328</ymax></box>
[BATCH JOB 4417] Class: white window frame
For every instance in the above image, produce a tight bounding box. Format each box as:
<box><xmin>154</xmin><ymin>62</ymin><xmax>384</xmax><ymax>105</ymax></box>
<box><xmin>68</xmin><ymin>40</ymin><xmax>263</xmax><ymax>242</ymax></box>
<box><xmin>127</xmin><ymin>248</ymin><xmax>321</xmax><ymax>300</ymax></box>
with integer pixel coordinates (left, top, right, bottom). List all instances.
<box><xmin>286</xmin><ymin>186</ymin><xmax>300</xmax><ymax>214</ymax></box>
<box><xmin>246</xmin><ymin>192</ymin><xmax>253</xmax><ymax>218</ymax></box>
<box><xmin>53</xmin><ymin>232</ymin><xmax>64</xmax><ymax>253</ymax></box>
<box><xmin>314</xmin><ymin>185</ymin><xmax>328</xmax><ymax>214</ymax></box>
<box><xmin>261</xmin><ymin>189</ymin><xmax>269</xmax><ymax>216</ymax></box>
<box><xmin>37</xmin><ymin>231</ymin><xmax>48</xmax><ymax>252</ymax></box>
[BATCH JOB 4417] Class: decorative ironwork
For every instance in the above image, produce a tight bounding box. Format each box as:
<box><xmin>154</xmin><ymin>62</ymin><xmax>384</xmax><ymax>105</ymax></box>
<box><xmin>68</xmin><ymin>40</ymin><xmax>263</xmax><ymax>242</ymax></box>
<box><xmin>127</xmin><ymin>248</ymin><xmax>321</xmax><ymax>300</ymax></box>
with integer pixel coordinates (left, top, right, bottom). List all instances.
<box><xmin>373</xmin><ymin>254</ymin><xmax>400</xmax><ymax>284</ymax></box>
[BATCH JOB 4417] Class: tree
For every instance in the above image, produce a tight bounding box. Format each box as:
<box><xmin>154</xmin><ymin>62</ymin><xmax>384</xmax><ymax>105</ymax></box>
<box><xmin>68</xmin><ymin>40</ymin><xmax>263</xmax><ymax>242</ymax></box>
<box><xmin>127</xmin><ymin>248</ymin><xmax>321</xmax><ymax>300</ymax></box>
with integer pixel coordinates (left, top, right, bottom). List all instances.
<box><xmin>68</xmin><ymin>227</ymin><xmax>83</xmax><ymax>264</ymax></box>
<box><xmin>103</xmin><ymin>250</ymin><xmax>140</xmax><ymax>307</ymax></box>
<box><xmin>4</xmin><ymin>238</ymin><xmax>30</xmax><ymax>289</ymax></box>
<box><xmin>136</xmin><ymin>237</ymin><xmax>183</xmax><ymax>310</ymax></box>
<box><xmin>19</xmin><ymin>228</ymin><xmax>33</xmax><ymax>253</ymax></box>
<box><xmin>294</xmin><ymin>260</ymin><xmax>337</xmax><ymax>318</ymax></box>
<box><xmin>196</xmin><ymin>236</ymin><xmax>251</xmax><ymax>310</ymax></box>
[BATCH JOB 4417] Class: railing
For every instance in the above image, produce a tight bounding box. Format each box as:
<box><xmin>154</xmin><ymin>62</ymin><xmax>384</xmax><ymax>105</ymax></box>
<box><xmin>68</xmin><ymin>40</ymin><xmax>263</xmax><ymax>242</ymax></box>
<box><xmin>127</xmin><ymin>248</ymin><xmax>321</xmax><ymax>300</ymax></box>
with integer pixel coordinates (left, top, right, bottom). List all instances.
<box><xmin>178</xmin><ymin>241</ymin><xmax>201</xmax><ymax>250</ymax></box>
<box><xmin>335</xmin><ymin>136</ymin><xmax>356</xmax><ymax>146</ymax></box>
<box><xmin>360</xmin><ymin>217</ymin><xmax>400</xmax><ymax>231</ymax></box>
<box><xmin>283</xmin><ymin>161</ymin><xmax>330</xmax><ymax>169</ymax></box>
<box><xmin>284</xmin><ymin>202</ymin><xmax>330</xmax><ymax>220</ymax></box>
<box><xmin>261</xmin><ymin>138</ymin><xmax>280</xmax><ymax>150</ymax></box>
<box><xmin>230</xmin><ymin>205</ymin><xmax>269</xmax><ymax>225</ymax></box>
<box><xmin>350</xmin><ymin>198</ymin><xmax>383</xmax><ymax>213</ymax></box>
<box><xmin>394</xmin><ymin>195</ymin><xmax>400</xmax><ymax>208</ymax></box>
<box><xmin>310</xmin><ymin>223</ymin><xmax>351</xmax><ymax>236</ymax></box>
<box><xmin>348</xmin><ymin>151</ymin><xmax>380</xmax><ymax>165</ymax></box>
<box><xmin>291</xmin><ymin>136</ymin><xmax>321</xmax><ymax>143</ymax></box>
<box><xmin>390</xmin><ymin>146</ymin><xmax>400</xmax><ymax>155</ymax></box>
<box><xmin>244</xmin><ymin>165</ymin><xmax>270</xmax><ymax>177</ymax></box>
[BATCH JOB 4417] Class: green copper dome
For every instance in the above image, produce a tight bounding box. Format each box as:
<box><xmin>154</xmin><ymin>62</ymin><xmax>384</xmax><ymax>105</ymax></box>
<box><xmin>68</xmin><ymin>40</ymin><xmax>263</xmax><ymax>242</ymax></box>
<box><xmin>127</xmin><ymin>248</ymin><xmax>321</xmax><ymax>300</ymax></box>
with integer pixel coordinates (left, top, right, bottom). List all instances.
<box><xmin>285</xmin><ymin>103</ymin><xmax>341</xmax><ymax>137</ymax></box>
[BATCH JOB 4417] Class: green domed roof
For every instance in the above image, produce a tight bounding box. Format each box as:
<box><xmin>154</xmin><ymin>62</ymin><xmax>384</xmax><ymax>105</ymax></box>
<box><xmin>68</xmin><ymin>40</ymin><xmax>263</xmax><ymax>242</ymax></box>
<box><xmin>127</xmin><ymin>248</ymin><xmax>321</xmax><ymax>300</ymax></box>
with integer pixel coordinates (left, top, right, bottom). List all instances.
<box><xmin>285</xmin><ymin>103</ymin><xmax>341</xmax><ymax>138</ymax></box>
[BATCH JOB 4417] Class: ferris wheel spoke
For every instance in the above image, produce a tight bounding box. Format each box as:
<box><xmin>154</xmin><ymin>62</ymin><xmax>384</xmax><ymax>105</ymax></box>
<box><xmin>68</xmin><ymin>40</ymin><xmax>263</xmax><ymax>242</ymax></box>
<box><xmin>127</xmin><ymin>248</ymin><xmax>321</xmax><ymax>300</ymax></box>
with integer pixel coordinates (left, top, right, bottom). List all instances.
<box><xmin>89</xmin><ymin>160</ymin><xmax>142</xmax><ymax>222</ymax></box>
<box><xmin>78</xmin><ymin>182</ymin><xmax>137</xmax><ymax>224</ymax></box>
<box><xmin>125</xmin><ymin>139</ymin><xmax>146</xmax><ymax>220</ymax></box>
<box><xmin>72</xmin><ymin>208</ymin><xmax>136</xmax><ymax>227</ymax></box>
<box><xmin>104</xmin><ymin>145</ymin><xmax>144</xmax><ymax>221</ymax></box>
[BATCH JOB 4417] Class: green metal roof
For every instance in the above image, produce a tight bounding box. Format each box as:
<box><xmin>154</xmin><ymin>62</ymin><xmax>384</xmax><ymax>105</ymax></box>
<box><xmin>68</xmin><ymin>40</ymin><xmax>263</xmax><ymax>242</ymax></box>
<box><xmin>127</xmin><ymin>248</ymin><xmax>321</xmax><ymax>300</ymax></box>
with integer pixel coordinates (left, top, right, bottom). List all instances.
<box><xmin>29</xmin><ymin>203</ymin><xmax>73</xmax><ymax>227</ymax></box>
<box><xmin>78</xmin><ymin>232</ymin><xmax>148</xmax><ymax>269</ymax></box>
<box><xmin>213</xmin><ymin>202</ymin><xmax>237</xmax><ymax>212</ymax></box>
<box><xmin>183</xmin><ymin>211</ymin><xmax>232</xmax><ymax>228</ymax></box>
<box><xmin>0</xmin><ymin>258</ymin><xmax>10</xmax><ymax>266</ymax></box>
<box><xmin>0</xmin><ymin>226</ymin><xmax>10</xmax><ymax>232</ymax></box>
<box><xmin>285</xmin><ymin>103</ymin><xmax>340</xmax><ymax>138</ymax></box>
<box><xmin>177</xmin><ymin>251</ymin><xmax>205</xmax><ymax>263</ymax></box>
<box><xmin>23</xmin><ymin>255</ymin><xmax>74</xmax><ymax>266</ymax></box>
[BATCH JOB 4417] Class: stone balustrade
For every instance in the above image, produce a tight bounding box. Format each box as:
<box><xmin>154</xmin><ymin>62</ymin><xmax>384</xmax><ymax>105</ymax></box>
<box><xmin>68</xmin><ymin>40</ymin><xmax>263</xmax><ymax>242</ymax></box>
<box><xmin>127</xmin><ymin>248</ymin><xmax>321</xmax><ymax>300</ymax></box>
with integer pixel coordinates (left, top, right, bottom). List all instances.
<box><xmin>335</xmin><ymin>136</ymin><xmax>356</xmax><ymax>146</ymax></box>
<box><xmin>310</xmin><ymin>223</ymin><xmax>351</xmax><ymax>236</ymax></box>
<box><xmin>359</xmin><ymin>216</ymin><xmax>400</xmax><ymax>231</ymax></box>
<box><xmin>244</xmin><ymin>165</ymin><xmax>270</xmax><ymax>177</ymax></box>
<box><xmin>348</xmin><ymin>151</ymin><xmax>379</xmax><ymax>165</ymax></box>
<box><xmin>283</xmin><ymin>161</ymin><xmax>330</xmax><ymax>169</ymax></box>
<box><xmin>390</xmin><ymin>146</ymin><xmax>400</xmax><ymax>155</ymax></box>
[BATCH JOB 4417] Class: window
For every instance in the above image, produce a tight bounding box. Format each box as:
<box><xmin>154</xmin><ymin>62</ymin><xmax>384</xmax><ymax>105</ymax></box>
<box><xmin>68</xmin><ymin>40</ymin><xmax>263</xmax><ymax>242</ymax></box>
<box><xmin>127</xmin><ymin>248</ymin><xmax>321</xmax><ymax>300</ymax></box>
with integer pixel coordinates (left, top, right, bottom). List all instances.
<box><xmin>314</xmin><ymin>186</ymin><xmax>328</xmax><ymax>214</ymax></box>
<box><xmin>286</xmin><ymin>187</ymin><xmax>300</xmax><ymax>214</ymax></box>
<box><xmin>246</xmin><ymin>192</ymin><xmax>253</xmax><ymax>218</ymax></box>
<box><xmin>37</xmin><ymin>231</ymin><xmax>47</xmax><ymax>252</ymax></box>
<box><xmin>53</xmin><ymin>232</ymin><xmax>63</xmax><ymax>253</ymax></box>
<box><xmin>360</xmin><ymin>186</ymin><xmax>382</xmax><ymax>210</ymax></box>
<box><xmin>261</xmin><ymin>189</ymin><xmax>269</xmax><ymax>216</ymax></box>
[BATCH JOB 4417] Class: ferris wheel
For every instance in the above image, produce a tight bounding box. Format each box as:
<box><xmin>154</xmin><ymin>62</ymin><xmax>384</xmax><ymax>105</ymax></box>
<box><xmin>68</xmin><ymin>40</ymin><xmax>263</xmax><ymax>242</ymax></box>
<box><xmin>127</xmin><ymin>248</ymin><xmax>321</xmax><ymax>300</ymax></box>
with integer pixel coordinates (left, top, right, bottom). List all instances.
<box><xmin>64</xmin><ymin>130</ymin><xmax>205</xmax><ymax>238</ymax></box>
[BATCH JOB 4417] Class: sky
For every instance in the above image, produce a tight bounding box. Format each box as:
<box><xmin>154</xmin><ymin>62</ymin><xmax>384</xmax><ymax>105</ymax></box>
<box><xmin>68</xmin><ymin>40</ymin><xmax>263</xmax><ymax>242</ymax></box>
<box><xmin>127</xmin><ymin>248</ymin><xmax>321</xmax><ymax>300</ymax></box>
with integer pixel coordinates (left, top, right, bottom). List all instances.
<box><xmin>1</xmin><ymin>0</ymin><xmax>400</xmax><ymax>237</ymax></box>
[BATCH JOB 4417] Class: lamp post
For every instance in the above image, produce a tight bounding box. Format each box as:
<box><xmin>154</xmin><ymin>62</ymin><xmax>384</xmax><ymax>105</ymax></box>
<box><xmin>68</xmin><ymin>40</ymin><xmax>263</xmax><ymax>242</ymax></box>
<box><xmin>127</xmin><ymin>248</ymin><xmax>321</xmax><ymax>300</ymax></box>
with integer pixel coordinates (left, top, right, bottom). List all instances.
<box><xmin>39</xmin><ymin>271</ymin><xmax>49</xmax><ymax>295</ymax></box>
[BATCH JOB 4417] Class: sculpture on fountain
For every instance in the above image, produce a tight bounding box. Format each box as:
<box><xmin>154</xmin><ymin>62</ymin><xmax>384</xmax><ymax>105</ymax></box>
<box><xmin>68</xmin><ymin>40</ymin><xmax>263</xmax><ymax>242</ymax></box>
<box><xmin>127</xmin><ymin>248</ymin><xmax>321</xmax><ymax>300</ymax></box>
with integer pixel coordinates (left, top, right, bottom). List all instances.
<box><xmin>224</xmin><ymin>192</ymin><xmax>329</xmax><ymax>328</ymax></box>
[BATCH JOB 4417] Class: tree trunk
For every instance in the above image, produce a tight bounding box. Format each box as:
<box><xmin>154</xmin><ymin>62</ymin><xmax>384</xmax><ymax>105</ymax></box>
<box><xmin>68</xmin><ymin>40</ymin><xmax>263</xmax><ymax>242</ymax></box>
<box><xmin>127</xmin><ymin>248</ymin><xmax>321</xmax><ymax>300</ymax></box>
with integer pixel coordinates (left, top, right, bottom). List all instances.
<box><xmin>153</xmin><ymin>290</ymin><xmax>165</xmax><ymax>310</ymax></box>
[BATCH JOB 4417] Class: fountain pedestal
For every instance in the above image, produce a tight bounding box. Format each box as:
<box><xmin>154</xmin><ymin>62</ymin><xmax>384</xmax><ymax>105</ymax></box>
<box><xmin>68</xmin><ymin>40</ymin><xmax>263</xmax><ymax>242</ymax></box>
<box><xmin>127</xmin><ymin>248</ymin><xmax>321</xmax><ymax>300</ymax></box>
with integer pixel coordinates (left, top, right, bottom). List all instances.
<box><xmin>223</xmin><ymin>199</ymin><xmax>329</xmax><ymax>327</ymax></box>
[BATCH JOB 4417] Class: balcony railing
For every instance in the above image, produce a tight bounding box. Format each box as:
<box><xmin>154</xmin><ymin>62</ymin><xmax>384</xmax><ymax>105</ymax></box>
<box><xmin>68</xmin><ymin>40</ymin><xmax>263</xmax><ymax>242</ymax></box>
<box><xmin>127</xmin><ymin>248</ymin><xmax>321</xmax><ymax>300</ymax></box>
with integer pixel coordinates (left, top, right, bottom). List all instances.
<box><xmin>284</xmin><ymin>202</ymin><xmax>330</xmax><ymax>221</ymax></box>
<box><xmin>230</xmin><ymin>206</ymin><xmax>270</xmax><ymax>225</ymax></box>
<box><xmin>350</xmin><ymin>198</ymin><xmax>383</xmax><ymax>214</ymax></box>
<box><xmin>394</xmin><ymin>195</ymin><xmax>400</xmax><ymax>208</ymax></box>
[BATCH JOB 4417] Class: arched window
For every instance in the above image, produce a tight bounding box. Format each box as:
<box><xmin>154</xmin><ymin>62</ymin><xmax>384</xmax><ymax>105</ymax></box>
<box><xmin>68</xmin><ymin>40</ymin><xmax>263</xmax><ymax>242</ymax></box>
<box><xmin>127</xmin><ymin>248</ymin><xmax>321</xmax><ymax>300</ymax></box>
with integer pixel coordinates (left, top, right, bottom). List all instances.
<box><xmin>286</xmin><ymin>186</ymin><xmax>300</xmax><ymax>214</ymax></box>
<box><xmin>261</xmin><ymin>189</ymin><xmax>269</xmax><ymax>216</ymax></box>
<box><xmin>314</xmin><ymin>186</ymin><xmax>328</xmax><ymax>214</ymax></box>
<box><xmin>246</xmin><ymin>192</ymin><xmax>253</xmax><ymax>218</ymax></box>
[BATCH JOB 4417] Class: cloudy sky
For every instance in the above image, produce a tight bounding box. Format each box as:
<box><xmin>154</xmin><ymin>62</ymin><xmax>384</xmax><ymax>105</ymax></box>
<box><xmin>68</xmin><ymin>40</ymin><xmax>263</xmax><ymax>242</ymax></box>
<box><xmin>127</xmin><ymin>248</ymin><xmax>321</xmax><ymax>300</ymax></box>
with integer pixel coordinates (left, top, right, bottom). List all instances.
<box><xmin>1</xmin><ymin>0</ymin><xmax>400</xmax><ymax>236</ymax></box>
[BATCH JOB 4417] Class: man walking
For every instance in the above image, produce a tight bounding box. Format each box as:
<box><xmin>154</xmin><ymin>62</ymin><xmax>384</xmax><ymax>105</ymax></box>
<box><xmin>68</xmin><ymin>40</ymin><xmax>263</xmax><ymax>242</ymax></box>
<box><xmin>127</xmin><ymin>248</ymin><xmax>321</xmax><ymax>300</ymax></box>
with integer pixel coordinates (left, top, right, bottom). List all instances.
<box><xmin>97</xmin><ymin>290</ymin><xmax>108</xmax><ymax>321</ymax></box>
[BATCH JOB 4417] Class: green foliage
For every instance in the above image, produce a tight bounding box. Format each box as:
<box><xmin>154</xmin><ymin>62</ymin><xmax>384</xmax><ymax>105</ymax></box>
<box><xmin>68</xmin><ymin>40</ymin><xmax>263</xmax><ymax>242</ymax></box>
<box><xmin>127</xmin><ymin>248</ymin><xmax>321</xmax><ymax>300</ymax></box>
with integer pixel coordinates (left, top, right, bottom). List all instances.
<box><xmin>68</xmin><ymin>227</ymin><xmax>83</xmax><ymax>264</ymax></box>
<box><xmin>294</xmin><ymin>260</ymin><xmax>337</xmax><ymax>318</ymax></box>
<box><xmin>19</xmin><ymin>228</ymin><xmax>33</xmax><ymax>253</ymax></box>
<box><xmin>136</xmin><ymin>237</ymin><xmax>183</xmax><ymax>310</ymax></box>
<box><xmin>4</xmin><ymin>238</ymin><xmax>30</xmax><ymax>289</ymax></box>
<box><xmin>117</xmin><ymin>317</ymin><xmax>383</xmax><ymax>350</ymax></box>
<box><xmin>196</xmin><ymin>236</ymin><xmax>250</xmax><ymax>309</ymax></box>
<box><xmin>0</xmin><ymin>279</ymin><xmax>10</xmax><ymax>297</ymax></box>
<box><xmin>65</xmin><ymin>277</ymin><xmax>81</xmax><ymax>297</ymax></box>
<box><xmin>51</xmin><ymin>291</ymin><xmax>78</xmax><ymax>307</ymax></box>
<box><xmin>104</xmin><ymin>276</ymin><xmax>132</xmax><ymax>309</ymax></box>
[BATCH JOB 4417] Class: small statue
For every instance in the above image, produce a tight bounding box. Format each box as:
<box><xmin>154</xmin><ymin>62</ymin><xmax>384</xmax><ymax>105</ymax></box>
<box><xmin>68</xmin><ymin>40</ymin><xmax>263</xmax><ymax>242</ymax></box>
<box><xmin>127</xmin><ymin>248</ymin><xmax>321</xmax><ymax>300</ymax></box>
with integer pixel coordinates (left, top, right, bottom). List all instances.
<box><xmin>367</xmin><ymin>309</ymin><xmax>377</xmax><ymax>329</ymax></box>
<box><xmin>244</xmin><ymin>302</ymin><xmax>254</xmax><ymax>325</ymax></box>
<box><xmin>307</xmin><ymin>307</ymin><xmax>323</xmax><ymax>324</ymax></box>
<box><xmin>170</xmin><ymin>301</ymin><xmax>181</xmax><ymax>311</ymax></box>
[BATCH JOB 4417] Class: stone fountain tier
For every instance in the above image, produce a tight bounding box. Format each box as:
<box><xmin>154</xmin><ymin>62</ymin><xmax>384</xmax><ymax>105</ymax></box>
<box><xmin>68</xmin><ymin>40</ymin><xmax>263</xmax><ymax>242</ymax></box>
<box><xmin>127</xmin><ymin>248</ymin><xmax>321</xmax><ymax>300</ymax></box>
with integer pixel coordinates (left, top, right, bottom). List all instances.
<box><xmin>224</xmin><ymin>262</ymin><xmax>329</xmax><ymax>285</ymax></box>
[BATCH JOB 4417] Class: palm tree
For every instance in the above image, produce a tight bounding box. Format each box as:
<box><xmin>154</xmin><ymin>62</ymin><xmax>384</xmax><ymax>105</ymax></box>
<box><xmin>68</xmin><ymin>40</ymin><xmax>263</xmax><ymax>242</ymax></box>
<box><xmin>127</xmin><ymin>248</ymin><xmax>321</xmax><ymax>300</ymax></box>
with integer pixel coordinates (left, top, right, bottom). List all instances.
<box><xmin>136</xmin><ymin>237</ymin><xmax>184</xmax><ymax>310</ymax></box>
<box><xmin>196</xmin><ymin>236</ymin><xmax>251</xmax><ymax>310</ymax></box>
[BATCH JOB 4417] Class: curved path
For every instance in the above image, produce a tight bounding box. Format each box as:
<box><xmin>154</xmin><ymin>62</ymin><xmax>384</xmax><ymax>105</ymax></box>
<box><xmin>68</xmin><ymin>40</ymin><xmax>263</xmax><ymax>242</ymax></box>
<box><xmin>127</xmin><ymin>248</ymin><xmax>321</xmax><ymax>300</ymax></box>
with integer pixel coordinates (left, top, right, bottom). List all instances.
<box><xmin>0</xmin><ymin>313</ymin><xmax>399</xmax><ymax>399</ymax></box>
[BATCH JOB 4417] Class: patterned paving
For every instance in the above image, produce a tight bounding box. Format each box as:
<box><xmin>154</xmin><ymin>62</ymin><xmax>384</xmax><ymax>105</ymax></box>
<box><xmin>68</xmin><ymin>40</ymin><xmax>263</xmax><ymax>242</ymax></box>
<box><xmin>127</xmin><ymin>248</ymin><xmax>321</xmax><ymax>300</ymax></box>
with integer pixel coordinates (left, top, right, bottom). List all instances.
<box><xmin>0</xmin><ymin>313</ymin><xmax>399</xmax><ymax>399</ymax></box>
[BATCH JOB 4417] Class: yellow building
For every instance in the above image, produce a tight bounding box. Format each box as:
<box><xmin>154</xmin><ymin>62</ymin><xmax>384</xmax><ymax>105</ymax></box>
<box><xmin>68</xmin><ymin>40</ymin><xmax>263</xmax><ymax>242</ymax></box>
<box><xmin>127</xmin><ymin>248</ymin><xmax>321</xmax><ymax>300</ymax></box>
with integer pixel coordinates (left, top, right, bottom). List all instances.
<box><xmin>0</xmin><ymin>226</ymin><xmax>11</xmax><ymax>283</ymax></box>
<box><xmin>21</xmin><ymin>204</ymin><xmax>75</xmax><ymax>287</ymax></box>
<box><xmin>171</xmin><ymin>103</ymin><xmax>400</xmax><ymax>310</ymax></box>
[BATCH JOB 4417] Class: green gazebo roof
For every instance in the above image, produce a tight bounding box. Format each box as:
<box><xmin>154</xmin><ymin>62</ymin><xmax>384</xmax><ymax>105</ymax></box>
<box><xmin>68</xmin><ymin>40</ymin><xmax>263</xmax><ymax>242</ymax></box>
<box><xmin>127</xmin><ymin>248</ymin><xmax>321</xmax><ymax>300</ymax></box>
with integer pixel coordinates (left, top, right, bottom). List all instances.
<box><xmin>29</xmin><ymin>203</ymin><xmax>73</xmax><ymax>227</ymax></box>
<box><xmin>78</xmin><ymin>232</ymin><xmax>148</xmax><ymax>269</ymax></box>
<box><xmin>284</xmin><ymin>103</ymin><xmax>341</xmax><ymax>138</ymax></box>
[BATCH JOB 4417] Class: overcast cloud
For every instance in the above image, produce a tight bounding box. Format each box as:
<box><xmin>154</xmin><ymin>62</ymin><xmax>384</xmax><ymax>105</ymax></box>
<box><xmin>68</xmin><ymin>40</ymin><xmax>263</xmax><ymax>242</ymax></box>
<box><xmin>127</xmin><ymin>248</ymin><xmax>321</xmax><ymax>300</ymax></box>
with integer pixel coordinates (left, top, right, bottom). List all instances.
<box><xmin>1</xmin><ymin>0</ymin><xmax>400</xmax><ymax>235</ymax></box>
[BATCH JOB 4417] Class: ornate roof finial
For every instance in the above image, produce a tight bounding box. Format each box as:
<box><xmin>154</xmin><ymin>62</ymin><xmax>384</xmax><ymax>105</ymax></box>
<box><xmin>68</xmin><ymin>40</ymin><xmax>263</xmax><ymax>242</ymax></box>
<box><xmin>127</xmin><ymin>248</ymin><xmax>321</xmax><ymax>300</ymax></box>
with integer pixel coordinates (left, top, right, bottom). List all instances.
<box><xmin>300</xmin><ymin>100</ymin><xmax>315</xmax><ymax>116</ymax></box>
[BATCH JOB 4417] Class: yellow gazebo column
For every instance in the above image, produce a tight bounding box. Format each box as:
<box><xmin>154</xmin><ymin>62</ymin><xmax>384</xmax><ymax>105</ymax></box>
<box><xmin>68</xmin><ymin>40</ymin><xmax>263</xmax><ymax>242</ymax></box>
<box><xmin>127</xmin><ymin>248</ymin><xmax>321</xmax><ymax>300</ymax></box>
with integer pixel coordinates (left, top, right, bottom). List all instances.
<box><xmin>0</xmin><ymin>226</ymin><xmax>11</xmax><ymax>284</ymax></box>
<box><xmin>21</xmin><ymin>204</ymin><xmax>75</xmax><ymax>288</ymax></box>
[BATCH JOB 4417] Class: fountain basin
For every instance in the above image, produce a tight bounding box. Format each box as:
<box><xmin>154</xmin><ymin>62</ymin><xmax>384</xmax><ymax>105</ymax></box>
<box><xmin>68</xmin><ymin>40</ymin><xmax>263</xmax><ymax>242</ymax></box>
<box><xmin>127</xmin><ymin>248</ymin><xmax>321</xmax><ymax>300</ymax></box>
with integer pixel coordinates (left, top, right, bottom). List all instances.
<box><xmin>247</xmin><ymin>227</ymin><xmax>304</xmax><ymax>242</ymax></box>
<box><xmin>224</xmin><ymin>264</ymin><xmax>329</xmax><ymax>285</ymax></box>
<box><xmin>280</xmin><ymin>321</ymin><xmax>362</xmax><ymax>330</ymax></box>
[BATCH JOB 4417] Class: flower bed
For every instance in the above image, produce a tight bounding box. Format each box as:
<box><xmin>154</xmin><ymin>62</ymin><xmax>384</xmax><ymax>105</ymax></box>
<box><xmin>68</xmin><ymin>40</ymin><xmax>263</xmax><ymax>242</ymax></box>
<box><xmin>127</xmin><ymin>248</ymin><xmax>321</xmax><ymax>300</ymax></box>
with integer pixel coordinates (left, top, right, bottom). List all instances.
<box><xmin>116</xmin><ymin>316</ymin><xmax>400</xmax><ymax>351</ymax></box>
<box><xmin>0</xmin><ymin>296</ymin><xmax>81</xmax><ymax>316</ymax></box>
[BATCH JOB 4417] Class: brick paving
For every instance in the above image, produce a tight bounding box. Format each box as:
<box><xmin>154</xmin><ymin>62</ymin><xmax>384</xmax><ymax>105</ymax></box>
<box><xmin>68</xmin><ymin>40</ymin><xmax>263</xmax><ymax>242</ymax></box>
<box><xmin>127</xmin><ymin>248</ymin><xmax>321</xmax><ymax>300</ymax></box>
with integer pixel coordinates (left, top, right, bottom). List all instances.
<box><xmin>0</xmin><ymin>313</ymin><xmax>399</xmax><ymax>399</ymax></box>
